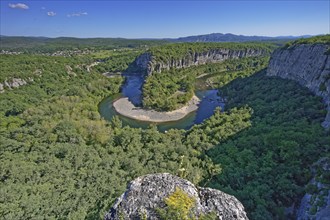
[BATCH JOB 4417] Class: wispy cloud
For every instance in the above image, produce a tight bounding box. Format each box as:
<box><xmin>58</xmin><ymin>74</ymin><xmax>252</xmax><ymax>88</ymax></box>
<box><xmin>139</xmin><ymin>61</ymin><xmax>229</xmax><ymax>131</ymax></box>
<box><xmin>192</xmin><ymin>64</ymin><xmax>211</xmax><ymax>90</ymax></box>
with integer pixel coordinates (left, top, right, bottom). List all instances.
<box><xmin>47</xmin><ymin>11</ymin><xmax>56</xmax><ymax>16</ymax></box>
<box><xmin>67</xmin><ymin>12</ymin><xmax>88</xmax><ymax>18</ymax></box>
<box><xmin>41</xmin><ymin>7</ymin><xmax>46</xmax><ymax>10</ymax></box>
<box><xmin>8</xmin><ymin>3</ymin><xmax>29</xmax><ymax>10</ymax></box>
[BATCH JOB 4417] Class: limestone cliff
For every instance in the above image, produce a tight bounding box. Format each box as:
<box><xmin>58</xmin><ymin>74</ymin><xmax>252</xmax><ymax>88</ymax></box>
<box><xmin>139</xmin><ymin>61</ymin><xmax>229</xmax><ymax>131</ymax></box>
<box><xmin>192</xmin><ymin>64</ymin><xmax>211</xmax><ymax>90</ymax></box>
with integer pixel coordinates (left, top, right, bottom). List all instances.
<box><xmin>135</xmin><ymin>48</ymin><xmax>269</xmax><ymax>75</ymax></box>
<box><xmin>267</xmin><ymin>43</ymin><xmax>330</xmax><ymax>128</ymax></box>
<box><xmin>104</xmin><ymin>173</ymin><xmax>248</xmax><ymax>220</ymax></box>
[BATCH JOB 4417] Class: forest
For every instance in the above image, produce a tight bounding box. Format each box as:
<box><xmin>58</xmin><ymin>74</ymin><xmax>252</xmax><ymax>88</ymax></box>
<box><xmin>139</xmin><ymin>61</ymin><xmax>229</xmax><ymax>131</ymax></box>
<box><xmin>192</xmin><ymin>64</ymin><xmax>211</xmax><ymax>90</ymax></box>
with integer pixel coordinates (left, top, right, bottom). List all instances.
<box><xmin>0</xmin><ymin>38</ymin><xmax>329</xmax><ymax>220</ymax></box>
<box><xmin>143</xmin><ymin>56</ymin><xmax>270</xmax><ymax>111</ymax></box>
<box><xmin>0</xmin><ymin>36</ymin><xmax>168</xmax><ymax>53</ymax></box>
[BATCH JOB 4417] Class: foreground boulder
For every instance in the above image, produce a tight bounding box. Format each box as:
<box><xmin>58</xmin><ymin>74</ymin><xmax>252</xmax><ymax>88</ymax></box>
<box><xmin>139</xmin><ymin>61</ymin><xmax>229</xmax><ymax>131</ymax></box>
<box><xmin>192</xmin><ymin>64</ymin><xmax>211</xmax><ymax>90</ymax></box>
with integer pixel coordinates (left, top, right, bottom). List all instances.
<box><xmin>105</xmin><ymin>173</ymin><xmax>248</xmax><ymax>220</ymax></box>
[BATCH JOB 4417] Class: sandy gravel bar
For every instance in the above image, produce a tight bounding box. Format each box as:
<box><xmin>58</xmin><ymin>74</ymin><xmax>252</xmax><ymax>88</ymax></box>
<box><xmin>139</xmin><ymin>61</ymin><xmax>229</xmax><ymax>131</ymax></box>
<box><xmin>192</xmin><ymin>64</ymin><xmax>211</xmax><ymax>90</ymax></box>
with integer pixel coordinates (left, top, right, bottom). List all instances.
<box><xmin>113</xmin><ymin>95</ymin><xmax>200</xmax><ymax>122</ymax></box>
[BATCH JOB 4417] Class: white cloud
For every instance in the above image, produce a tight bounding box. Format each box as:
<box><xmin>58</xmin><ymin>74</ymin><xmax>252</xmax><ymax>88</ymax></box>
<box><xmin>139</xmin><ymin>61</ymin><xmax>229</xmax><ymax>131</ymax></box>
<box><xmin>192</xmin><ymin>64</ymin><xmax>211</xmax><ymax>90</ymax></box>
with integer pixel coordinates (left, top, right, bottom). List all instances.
<box><xmin>67</xmin><ymin>12</ymin><xmax>88</xmax><ymax>17</ymax></box>
<box><xmin>47</xmin><ymin>11</ymin><xmax>56</xmax><ymax>16</ymax></box>
<box><xmin>8</xmin><ymin>3</ymin><xmax>29</xmax><ymax>10</ymax></box>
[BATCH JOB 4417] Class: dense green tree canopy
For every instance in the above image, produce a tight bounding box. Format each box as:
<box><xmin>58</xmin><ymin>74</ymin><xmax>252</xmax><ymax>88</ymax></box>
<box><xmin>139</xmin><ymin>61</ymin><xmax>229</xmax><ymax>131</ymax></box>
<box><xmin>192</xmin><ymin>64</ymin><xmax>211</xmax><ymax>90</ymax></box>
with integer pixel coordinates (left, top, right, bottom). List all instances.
<box><xmin>0</xmin><ymin>40</ymin><xmax>329</xmax><ymax>220</ymax></box>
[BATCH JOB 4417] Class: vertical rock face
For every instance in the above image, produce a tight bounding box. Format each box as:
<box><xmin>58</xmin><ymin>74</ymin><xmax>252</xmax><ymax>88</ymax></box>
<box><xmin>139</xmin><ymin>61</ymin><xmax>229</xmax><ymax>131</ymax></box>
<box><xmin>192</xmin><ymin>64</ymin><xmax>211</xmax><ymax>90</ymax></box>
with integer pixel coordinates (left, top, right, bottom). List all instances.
<box><xmin>267</xmin><ymin>44</ymin><xmax>330</xmax><ymax>128</ymax></box>
<box><xmin>135</xmin><ymin>48</ymin><xmax>268</xmax><ymax>76</ymax></box>
<box><xmin>104</xmin><ymin>173</ymin><xmax>248</xmax><ymax>220</ymax></box>
<box><xmin>135</xmin><ymin>53</ymin><xmax>152</xmax><ymax>72</ymax></box>
<box><xmin>296</xmin><ymin>158</ymin><xmax>330</xmax><ymax>220</ymax></box>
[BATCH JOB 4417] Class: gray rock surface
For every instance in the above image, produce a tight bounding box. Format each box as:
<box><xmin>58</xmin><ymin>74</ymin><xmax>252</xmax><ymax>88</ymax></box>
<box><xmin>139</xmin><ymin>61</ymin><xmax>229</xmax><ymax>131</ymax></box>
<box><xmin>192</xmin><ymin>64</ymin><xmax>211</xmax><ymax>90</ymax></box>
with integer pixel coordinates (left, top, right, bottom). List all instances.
<box><xmin>105</xmin><ymin>173</ymin><xmax>248</xmax><ymax>220</ymax></box>
<box><xmin>267</xmin><ymin>44</ymin><xmax>330</xmax><ymax>128</ymax></box>
<box><xmin>0</xmin><ymin>78</ymin><xmax>28</xmax><ymax>92</ymax></box>
<box><xmin>135</xmin><ymin>48</ymin><xmax>268</xmax><ymax>76</ymax></box>
<box><xmin>0</xmin><ymin>83</ymin><xmax>4</xmax><ymax>93</ymax></box>
<box><xmin>296</xmin><ymin>158</ymin><xmax>330</xmax><ymax>220</ymax></box>
<box><xmin>135</xmin><ymin>52</ymin><xmax>152</xmax><ymax>72</ymax></box>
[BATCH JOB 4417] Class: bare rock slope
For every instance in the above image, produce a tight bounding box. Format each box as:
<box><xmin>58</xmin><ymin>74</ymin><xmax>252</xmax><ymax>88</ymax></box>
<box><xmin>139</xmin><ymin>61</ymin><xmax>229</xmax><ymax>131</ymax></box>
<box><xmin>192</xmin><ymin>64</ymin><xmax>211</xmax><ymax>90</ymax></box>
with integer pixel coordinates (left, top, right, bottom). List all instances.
<box><xmin>105</xmin><ymin>173</ymin><xmax>248</xmax><ymax>220</ymax></box>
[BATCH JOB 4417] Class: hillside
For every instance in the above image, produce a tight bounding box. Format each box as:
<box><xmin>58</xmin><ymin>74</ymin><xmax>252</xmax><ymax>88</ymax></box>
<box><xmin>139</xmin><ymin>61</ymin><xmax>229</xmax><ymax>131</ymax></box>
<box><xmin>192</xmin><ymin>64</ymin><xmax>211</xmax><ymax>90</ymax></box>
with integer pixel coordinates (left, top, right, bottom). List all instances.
<box><xmin>173</xmin><ymin>33</ymin><xmax>305</xmax><ymax>43</ymax></box>
<box><xmin>0</xmin><ymin>36</ymin><xmax>168</xmax><ymax>52</ymax></box>
<box><xmin>0</xmin><ymin>36</ymin><xmax>329</xmax><ymax>220</ymax></box>
<box><xmin>133</xmin><ymin>42</ymin><xmax>274</xmax><ymax>111</ymax></box>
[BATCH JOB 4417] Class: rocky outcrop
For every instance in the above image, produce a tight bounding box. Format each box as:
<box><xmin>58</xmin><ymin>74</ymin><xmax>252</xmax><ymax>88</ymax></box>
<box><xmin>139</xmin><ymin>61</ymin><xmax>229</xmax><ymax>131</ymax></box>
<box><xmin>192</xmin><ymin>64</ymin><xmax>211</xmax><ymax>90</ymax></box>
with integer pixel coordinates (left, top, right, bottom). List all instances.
<box><xmin>0</xmin><ymin>83</ymin><xmax>4</xmax><ymax>93</ymax></box>
<box><xmin>296</xmin><ymin>158</ymin><xmax>330</xmax><ymax>220</ymax></box>
<box><xmin>135</xmin><ymin>48</ymin><xmax>268</xmax><ymax>75</ymax></box>
<box><xmin>105</xmin><ymin>173</ymin><xmax>248</xmax><ymax>220</ymax></box>
<box><xmin>267</xmin><ymin>44</ymin><xmax>330</xmax><ymax>129</ymax></box>
<box><xmin>0</xmin><ymin>78</ymin><xmax>31</xmax><ymax>93</ymax></box>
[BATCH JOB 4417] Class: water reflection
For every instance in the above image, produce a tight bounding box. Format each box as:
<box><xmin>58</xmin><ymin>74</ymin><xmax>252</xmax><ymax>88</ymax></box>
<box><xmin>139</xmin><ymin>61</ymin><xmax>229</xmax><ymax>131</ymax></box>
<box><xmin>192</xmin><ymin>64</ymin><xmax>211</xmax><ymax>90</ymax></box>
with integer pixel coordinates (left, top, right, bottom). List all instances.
<box><xmin>99</xmin><ymin>74</ymin><xmax>225</xmax><ymax>131</ymax></box>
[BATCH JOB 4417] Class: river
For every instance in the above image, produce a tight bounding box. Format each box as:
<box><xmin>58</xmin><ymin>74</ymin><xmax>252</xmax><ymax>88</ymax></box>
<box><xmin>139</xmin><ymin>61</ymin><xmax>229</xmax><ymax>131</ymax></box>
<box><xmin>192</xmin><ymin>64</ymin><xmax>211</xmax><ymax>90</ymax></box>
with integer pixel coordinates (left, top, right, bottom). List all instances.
<box><xmin>99</xmin><ymin>74</ymin><xmax>225</xmax><ymax>131</ymax></box>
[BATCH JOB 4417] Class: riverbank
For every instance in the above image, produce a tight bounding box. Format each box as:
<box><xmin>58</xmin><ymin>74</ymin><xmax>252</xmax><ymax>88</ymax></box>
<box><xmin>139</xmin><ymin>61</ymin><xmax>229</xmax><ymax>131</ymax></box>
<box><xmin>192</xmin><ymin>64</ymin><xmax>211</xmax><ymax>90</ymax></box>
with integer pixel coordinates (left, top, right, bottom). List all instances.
<box><xmin>113</xmin><ymin>95</ymin><xmax>200</xmax><ymax>122</ymax></box>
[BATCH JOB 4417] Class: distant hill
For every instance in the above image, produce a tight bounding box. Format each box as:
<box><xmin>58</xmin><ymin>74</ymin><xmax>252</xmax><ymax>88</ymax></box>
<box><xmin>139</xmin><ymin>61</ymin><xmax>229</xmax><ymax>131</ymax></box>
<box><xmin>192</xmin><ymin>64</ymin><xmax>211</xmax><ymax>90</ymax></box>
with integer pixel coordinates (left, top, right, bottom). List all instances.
<box><xmin>0</xmin><ymin>33</ymin><xmax>316</xmax><ymax>52</ymax></box>
<box><xmin>0</xmin><ymin>36</ymin><xmax>168</xmax><ymax>52</ymax></box>
<box><xmin>172</xmin><ymin>33</ymin><xmax>312</xmax><ymax>42</ymax></box>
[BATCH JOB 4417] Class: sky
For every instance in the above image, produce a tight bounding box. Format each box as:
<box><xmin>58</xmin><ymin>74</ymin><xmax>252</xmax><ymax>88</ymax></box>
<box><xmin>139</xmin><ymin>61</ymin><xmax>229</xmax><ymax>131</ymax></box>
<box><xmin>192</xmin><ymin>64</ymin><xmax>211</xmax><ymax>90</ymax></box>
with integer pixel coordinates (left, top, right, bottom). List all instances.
<box><xmin>0</xmin><ymin>0</ymin><xmax>329</xmax><ymax>38</ymax></box>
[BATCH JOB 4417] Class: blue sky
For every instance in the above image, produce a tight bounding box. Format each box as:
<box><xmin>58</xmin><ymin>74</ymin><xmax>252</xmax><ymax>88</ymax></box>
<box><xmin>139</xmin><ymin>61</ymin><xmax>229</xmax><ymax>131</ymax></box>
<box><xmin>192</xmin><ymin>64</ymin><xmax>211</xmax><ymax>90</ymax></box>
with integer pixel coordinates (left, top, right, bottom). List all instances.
<box><xmin>1</xmin><ymin>1</ymin><xmax>329</xmax><ymax>38</ymax></box>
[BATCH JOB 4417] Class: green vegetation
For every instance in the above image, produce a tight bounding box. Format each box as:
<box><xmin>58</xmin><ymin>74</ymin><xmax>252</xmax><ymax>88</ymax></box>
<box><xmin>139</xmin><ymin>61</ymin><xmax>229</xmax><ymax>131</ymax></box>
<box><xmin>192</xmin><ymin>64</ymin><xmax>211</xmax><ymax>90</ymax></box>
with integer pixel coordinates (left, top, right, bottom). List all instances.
<box><xmin>91</xmin><ymin>50</ymin><xmax>143</xmax><ymax>73</ymax></box>
<box><xmin>0</xmin><ymin>53</ymin><xmax>250</xmax><ymax>219</ymax></box>
<box><xmin>206</xmin><ymin>72</ymin><xmax>329</xmax><ymax>219</ymax></box>
<box><xmin>157</xmin><ymin>187</ymin><xmax>196</xmax><ymax>220</ymax></box>
<box><xmin>157</xmin><ymin>187</ymin><xmax>217</xmax><ymax>220</ymax></box>
<box><xmin>142</xmin><ymin>70</ymin><xmax>195</xmax><ymax>111</ymax></box>
<box><xmin>0</xmin><ymin>36</ymin><xmax>168</xmax><ymax>53</ymax></box>
<box><xmin>284</xmin><ymin>34</ymin><xmax>330</xmax><ymax>48</ymax></box>
<box><xmin>143</xmin><ymin>56</ymin><xmax>269</xmax><ymax>111</ymax></box>
<box><xmin>0</xmin><ymin>54</ymin><xmax>92</xmax><ymax>82</ymax></box>
<box><xmin>305</xmin><ymin>157</ymin><xmax>330</xmax><ymax>216</ymax></box>
<box><xmin>0</xmin><ymin>41</ymin><xmax>329</xmax><ymax>220</ymax></box>
<box><xmin>200</xmin><ymin>56</ymin><xmax>269</xmax><ymax>89</ymax></box>
<box><xmin>319</xmin><ymin>82</ymin><xmax>327</xmax><ymax>92</ymax></box>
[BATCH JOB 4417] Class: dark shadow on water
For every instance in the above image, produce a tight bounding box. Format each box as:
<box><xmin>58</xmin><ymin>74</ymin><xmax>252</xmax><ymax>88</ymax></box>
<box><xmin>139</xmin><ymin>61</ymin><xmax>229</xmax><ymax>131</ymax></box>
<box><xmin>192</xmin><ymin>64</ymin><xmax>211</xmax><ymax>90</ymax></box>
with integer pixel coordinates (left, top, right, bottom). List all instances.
<box><xmin>121</xmin><ymin>74</ymin><xmax>144</xmax><ymax>106</ymax></box>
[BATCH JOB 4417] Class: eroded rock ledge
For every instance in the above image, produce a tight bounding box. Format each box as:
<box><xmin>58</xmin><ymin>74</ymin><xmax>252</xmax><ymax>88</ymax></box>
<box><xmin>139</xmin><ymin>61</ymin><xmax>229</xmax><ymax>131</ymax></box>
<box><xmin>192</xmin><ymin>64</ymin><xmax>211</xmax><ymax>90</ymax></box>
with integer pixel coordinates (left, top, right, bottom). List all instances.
<box><xmin>104</xmin><ymin>173</ymin><xmax>248</xmax><ymax>220</ymax></box>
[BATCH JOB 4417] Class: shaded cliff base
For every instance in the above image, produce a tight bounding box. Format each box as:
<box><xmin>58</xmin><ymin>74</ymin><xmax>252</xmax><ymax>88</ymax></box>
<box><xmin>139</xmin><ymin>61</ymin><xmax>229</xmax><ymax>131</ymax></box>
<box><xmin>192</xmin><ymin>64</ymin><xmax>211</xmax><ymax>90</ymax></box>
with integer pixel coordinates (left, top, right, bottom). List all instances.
<box><xmin>267</xmin><ymin>43</ymin><xmax>330</xmax><ymax>129</ymax></box>
<box><xmin>113</xmin><ymin>95</ymin><xmax>200</xmax><ymax>122</ymax></box>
